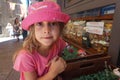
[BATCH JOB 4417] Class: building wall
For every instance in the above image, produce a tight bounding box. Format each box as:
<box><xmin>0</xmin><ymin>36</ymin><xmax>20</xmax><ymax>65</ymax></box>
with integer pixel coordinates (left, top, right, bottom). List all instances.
<box><xmin>0</xmin><ymin>0</ymin><xmax>10</xmax><ymax>36</ymax></box>
<box><xmin>0</xmin><ymin>0</ymin><xmax>27</xmax><ymax>37</ymax></box>
<box><xmin>0</xmin><ymin>0</ymin><xmax>57</xmax><ymax>37</ymax></box>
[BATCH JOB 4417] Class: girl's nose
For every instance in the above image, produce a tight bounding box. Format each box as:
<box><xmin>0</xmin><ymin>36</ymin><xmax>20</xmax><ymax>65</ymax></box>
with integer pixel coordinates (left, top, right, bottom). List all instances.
<box><xmin>43</xmin><ymin>24</ymin><xmax>51</xmax><ymax>34</ymax></box>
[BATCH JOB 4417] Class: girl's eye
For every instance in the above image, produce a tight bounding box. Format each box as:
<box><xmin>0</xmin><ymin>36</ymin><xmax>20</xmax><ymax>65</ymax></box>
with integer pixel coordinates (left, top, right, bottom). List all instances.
<box><xmin>49</xmin><ymin>22</ymin><xmax>58</xmax><ymax>27</ymax></box>
<box><xmin>36</xmin><ymin>22</ymin><xmax>59</xmax><ymax>27</ymax></box>
<box><xmin>37</xmin><ymin>22</ymin><xmax>43</xmax><ymax>26</ymax></box>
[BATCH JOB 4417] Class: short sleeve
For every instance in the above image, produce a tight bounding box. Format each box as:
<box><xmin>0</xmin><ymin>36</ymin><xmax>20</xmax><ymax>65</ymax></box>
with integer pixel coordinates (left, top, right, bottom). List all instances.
<box><xmin>13</xmin><ymin>51</ymin><xmax>35</xmax><ymax>72</ymax></box>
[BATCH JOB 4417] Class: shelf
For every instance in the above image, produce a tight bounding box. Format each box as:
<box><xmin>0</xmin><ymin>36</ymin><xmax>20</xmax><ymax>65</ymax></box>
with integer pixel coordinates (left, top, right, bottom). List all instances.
<box><xmin>62</xmin><ymin>36</ymin><xmax>107</xmax><ymax>55</ymax></box>
<box><xmin>72</xmin><ymin>14</ymin><xmax>113</xmax><ymax>21</ymax></box>
<box><xmin>61</xmin><ymin>55</ymin><xmax>111</xmax><ymax>79</ymax></box>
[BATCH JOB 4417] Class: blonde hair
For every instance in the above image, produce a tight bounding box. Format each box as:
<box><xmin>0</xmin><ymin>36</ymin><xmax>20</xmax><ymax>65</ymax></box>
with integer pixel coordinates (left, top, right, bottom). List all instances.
<box><xmin>23</xmin><ymin>25</ymin><xmax>41</xmax><ymax>53</ymax></box>
<box><xmin>13</xmin><ymin>25</ymin><xmax>39</xmax><ymax>62</ymax></box>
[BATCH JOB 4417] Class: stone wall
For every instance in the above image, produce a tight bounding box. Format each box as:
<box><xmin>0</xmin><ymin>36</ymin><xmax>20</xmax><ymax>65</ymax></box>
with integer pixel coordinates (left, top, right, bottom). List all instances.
<box><xmin>0</xmin><ymin>0</ymin><xmax>26</xmax><ymax>37</ymax></box>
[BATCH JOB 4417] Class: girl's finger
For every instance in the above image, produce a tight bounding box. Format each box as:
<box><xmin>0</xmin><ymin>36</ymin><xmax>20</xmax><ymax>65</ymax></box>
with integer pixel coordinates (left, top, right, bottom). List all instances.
<box><xmin>52</xmin><ymin>56</ymin><xmax>59</xmax><ymax>62</ymax></box>
<box><xmin>46</xmin><ymin>61</ymin><xmax>51</xmax><ymax>67</ymax></box>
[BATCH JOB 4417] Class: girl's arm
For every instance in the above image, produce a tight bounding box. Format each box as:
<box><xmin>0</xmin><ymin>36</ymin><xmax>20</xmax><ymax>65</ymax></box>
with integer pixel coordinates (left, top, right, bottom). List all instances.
<box><xmin>23</xmin><ymin>70</ymin><xmax>55</xmax><ymax>80</ymax></box>
<box><xmin>23</xmin><ymin>56</ymin><xmax>67</xmax><ymax>80</ymax></box>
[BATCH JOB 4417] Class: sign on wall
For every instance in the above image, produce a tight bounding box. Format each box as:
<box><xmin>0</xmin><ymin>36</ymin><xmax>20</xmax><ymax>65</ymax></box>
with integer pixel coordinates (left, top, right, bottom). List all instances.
<box><xmin>86</xmin><ymin>22</ymin><xmax>104</xmax><ymax>35</ymax></box>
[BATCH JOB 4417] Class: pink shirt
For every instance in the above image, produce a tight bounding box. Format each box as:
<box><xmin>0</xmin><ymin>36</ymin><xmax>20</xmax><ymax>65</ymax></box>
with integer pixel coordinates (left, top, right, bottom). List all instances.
<box><xmin>13</xmin><ymin>38</ymin><xmax>66</xmax><ymax>80</ymax></box>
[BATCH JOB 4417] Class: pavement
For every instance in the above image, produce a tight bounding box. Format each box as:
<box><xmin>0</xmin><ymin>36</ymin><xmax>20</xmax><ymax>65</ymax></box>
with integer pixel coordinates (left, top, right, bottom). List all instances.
<box><xmin>0</xmin><ymin>37</ymin><xmax>23</xmax><ymax>80</ymax></box>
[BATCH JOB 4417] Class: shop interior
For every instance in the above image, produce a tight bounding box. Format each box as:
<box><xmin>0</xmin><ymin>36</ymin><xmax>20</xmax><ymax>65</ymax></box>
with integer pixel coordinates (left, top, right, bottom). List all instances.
<box><xmin>56</xmin><ymin>0</ymin><xmax>120</xmax><ymax>79</ymax></box>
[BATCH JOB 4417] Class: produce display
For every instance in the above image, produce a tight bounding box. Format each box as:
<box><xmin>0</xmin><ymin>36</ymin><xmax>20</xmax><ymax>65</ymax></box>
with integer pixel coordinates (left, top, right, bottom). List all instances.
<box><xmin>62</xmin><ymin>45</ymin><xmax>87</xmax><ymax>60</ymax></box>
<box><xmin>61</xmin><ymin>20</ymin><xmax>118</xmax><ymax>80</ymax></box>
<box><xmin>73</xmin><ymin>69</ymin><xmax>119</xmax><ymax>80</ymax></box>
<box><xmin>113</xmin><ymin>68</ymin><xmax>120</xmax><ymax>77</ymax></box>
<box><xmin>62</xmin><ymin>20</ymin><xmax>113</xmax><ymax>53</ymax></box>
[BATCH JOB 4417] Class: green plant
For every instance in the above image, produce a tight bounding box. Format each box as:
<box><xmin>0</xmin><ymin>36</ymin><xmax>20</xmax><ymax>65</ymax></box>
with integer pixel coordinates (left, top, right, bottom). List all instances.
<box><xmin>62</xmin><ymin>45</ymin><xmax>78</xmax><ymax>60</ymax></box>
<box><xmin>73</xmin><ymin>69</ymin><xmax>119</xmax><ymax>80</ymax></box>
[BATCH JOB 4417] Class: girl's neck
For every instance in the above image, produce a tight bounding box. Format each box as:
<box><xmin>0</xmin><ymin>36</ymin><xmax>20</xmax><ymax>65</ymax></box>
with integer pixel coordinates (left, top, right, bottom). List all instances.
<box><xmin>38</xmin><ymin>45</ymin><xmax>51</xmax><ymax>57</ymax></box>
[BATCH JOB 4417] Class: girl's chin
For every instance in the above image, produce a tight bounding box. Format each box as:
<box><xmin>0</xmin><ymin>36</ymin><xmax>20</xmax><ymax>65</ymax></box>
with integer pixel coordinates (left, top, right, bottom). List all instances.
<box><xmin>42</xmin><ymin>42</ymin><xmax>53</xmax><ymax>47</ymax></box>
<box><xmin>38</xmin><ymin>39</ymin><xmax>56</xmax><ymax>47</ymax></box>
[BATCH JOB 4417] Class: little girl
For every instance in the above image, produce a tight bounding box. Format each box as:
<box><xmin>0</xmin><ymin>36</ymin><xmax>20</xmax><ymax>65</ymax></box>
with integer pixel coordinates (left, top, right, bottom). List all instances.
<box><xmin>13</xmin><ymin>1</ymin><xmax>70</xmax><ymax>80</ymax></box>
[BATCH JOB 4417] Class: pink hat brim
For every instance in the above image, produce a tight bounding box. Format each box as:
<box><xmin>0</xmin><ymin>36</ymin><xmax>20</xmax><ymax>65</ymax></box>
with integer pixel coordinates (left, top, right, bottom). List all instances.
<box><xmin>22</xmin><ymin>10</ymin><xmax>70</xmax><ymax>30</ymax></box>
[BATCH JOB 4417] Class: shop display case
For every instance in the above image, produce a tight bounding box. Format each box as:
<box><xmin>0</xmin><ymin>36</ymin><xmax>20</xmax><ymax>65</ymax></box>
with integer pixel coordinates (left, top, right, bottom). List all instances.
<box><xmin>57</xmin><ymin>0</ymin><xmax>120</xmax><ymax>79</ymax></box>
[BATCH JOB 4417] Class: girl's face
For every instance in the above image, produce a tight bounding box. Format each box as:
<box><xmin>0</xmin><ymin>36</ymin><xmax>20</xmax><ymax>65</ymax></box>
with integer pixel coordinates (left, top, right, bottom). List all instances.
<box><xmin>34</xmin><ymin>21</ymin><xmax>60</xmax><ymax>48</ymax></box>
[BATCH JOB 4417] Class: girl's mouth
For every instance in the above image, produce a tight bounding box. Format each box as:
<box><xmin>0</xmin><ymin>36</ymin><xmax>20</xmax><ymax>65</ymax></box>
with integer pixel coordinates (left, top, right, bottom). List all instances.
<box><xmin>44</xmin><ymin>36</ymin><xmax>53</xmax><ymax>39</ymax></box>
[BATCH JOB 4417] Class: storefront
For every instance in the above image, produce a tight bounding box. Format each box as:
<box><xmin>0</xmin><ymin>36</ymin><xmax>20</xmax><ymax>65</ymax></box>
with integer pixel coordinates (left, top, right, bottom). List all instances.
<box><xmin>56</xmin><ymin>0</ymin><xmax>120</xmax><ymax>79</ymax></box>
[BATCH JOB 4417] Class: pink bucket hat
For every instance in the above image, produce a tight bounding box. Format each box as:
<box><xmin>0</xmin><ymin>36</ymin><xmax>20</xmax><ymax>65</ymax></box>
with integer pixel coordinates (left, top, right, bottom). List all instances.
<box><xmin>22</xmin><ymin>1</ymin><xmax>70</xmax><ymax>30</ymax></box>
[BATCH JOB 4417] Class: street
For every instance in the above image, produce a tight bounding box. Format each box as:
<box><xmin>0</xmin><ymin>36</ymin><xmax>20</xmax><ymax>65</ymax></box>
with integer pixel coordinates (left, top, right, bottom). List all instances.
<box><xmin>0</xmin><ymin>38</ymin><xmax>22</xmax><ymax>80</ymax></box>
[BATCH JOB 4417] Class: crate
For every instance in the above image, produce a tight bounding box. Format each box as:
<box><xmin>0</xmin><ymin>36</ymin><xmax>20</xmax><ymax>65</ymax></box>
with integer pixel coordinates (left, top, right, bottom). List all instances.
<box><xmin>60</xmin><ymin>55</ymin><xmax>111</xmax><ymax>80</ymax></box>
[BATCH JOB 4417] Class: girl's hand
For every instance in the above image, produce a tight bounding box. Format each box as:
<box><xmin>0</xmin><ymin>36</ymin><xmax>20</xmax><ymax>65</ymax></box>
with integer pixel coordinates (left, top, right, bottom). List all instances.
<box><xmin>47</xmin><ymin>56</ymin><xmax>67</xmax><ymax>78</ymax></box>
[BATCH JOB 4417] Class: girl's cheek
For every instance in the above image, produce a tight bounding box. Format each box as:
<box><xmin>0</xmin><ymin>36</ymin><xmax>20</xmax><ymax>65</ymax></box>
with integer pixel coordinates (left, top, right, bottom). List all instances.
<box><xmin>35</xmin><ymin>26</ymin><xmax>42</xmax><ymax>32</ymax></box>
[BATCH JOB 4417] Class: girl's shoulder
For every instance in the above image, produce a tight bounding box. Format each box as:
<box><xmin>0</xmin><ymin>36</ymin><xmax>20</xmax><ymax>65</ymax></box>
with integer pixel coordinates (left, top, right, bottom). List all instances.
<box><xmin>14</xmin><ymin>49</ymin><xmax>37</xmax><ymax>64</ymax></box>
<box><xmin>17</xmin><ymin>49</ymin><xmax>33</xmax><ymax>58</ymax></box>
<box><xmin>13</xmin><ymin>49</ymin><xmax>37</xmax><ymax>72</ymax></box>
<box><xmin>52</xmin><ymin>37</ymin><xmax>66</xmax><ymax>51</ymax></box>
<box><xmin>17</xmin><ymin>49</ymin><xmax>39</xmax><ymax>58</ymax></box>
<box><xmin>57</xmin><ymin>37</ymin><xmax>66</xmax><ymax>46</ymax></box>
